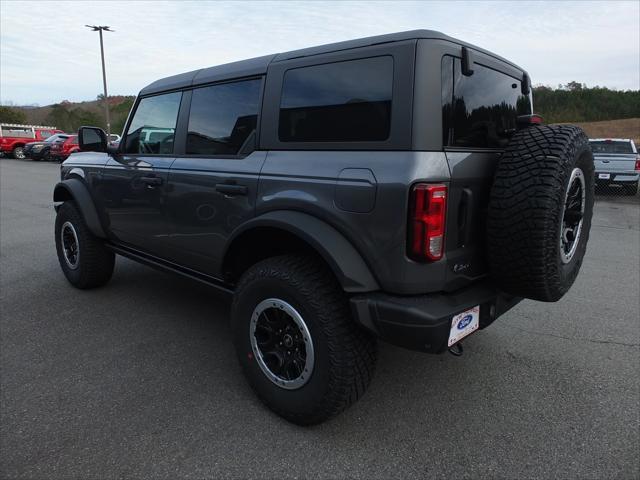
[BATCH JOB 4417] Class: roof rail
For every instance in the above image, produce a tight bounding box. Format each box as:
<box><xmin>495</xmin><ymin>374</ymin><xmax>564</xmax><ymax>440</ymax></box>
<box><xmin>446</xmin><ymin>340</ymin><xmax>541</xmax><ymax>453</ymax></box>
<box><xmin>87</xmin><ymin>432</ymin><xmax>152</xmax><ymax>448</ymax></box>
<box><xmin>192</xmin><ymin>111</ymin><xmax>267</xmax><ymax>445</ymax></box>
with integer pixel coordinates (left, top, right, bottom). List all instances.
<box><xmin>0</xmin><ymin>123</ymin><xmax>58</xmax><ymax>129</ymax></box>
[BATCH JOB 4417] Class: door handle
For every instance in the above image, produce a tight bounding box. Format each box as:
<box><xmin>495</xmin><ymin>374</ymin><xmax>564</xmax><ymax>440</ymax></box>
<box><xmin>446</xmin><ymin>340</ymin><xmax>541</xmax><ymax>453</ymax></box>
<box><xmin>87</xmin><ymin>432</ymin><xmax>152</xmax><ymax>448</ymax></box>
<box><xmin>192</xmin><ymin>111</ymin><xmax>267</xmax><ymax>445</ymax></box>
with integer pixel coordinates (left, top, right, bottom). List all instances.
<box><xmin>140</xmin><ymin>176</ymin><xmax>163</xmax><ymax>186</ymax></box>
<box><xmin>215</xmin><ymin>183</ymin><xmax>248</xmax><ymax>196</ymax></box>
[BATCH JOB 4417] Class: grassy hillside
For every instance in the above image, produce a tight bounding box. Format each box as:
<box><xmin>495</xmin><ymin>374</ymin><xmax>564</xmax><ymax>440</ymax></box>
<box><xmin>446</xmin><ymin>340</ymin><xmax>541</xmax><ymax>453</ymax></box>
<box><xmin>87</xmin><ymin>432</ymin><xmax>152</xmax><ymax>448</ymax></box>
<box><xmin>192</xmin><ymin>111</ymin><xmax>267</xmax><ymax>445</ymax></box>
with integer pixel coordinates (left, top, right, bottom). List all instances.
<box><xmin>566</xmin><ymin>118</ymin><xmax>640</xmax><ymax>145</ymax></box>
<box><xmin>7</xmin><ymin>96</ymin><xmax>135</xmax><ymax>134</ymax></box>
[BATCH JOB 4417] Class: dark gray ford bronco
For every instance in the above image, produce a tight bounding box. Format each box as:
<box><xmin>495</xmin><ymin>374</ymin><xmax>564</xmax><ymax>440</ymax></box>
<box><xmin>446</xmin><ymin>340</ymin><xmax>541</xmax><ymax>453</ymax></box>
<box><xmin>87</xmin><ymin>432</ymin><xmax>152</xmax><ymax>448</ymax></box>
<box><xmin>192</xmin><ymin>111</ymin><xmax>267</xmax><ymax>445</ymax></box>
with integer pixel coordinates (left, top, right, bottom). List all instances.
<box><xmin>53</xmin><ymin>30</ymin><xmax>595</xmax><ymax>425</ymax></box>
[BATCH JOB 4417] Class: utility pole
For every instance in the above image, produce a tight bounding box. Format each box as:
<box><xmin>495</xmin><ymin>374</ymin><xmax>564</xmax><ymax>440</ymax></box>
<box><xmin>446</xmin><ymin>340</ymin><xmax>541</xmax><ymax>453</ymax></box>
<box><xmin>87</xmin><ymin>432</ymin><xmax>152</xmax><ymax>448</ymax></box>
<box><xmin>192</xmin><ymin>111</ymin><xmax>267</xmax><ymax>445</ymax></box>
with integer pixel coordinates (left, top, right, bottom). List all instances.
<box><xmin>85</xmin><ymin>25</ymin><xmax>113</xmax><ymax>135</ymax></box>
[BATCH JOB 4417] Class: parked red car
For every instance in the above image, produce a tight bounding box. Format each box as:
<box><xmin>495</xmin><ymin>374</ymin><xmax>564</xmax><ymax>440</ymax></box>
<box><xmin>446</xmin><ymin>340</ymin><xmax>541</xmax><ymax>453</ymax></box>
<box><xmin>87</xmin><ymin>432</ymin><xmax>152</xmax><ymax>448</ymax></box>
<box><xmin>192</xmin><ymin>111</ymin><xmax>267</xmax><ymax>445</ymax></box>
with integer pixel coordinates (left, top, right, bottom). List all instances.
<box><xmin>50</xmin><ymin>135</ymin><xmax>79</xmax><ymax>162</ymax></box>
<box><xmin>0</xmin><ymin>124</ymin><xmax>63</xmax><ymax>159</ymax></box>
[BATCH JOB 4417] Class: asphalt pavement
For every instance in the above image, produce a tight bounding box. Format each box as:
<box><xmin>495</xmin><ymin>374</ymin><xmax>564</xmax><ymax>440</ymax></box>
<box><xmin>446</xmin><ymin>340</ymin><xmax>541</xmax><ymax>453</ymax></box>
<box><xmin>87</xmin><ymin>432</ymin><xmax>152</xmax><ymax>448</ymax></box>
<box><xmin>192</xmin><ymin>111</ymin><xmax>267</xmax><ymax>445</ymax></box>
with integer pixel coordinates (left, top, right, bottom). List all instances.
<box><xmin>1</xmin><ymin>158</ymin><xmax>638</xmax><ymax>479</ymax></box>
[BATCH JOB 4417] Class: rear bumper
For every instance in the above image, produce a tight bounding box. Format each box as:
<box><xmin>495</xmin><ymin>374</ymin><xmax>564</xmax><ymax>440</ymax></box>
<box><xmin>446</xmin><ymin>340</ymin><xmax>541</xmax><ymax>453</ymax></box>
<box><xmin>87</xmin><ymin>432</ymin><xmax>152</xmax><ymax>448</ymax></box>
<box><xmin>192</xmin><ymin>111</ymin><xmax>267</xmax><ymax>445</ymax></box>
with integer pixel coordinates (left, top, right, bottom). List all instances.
<box><xmin>350</xmin><ymin>281</ymin><xmax>522</xmax><ymax>353</ymax></box>
<box><xmin>595</xmin><ymin>172</ymin><xmax>639</xmax><ymax>184</ymax></box>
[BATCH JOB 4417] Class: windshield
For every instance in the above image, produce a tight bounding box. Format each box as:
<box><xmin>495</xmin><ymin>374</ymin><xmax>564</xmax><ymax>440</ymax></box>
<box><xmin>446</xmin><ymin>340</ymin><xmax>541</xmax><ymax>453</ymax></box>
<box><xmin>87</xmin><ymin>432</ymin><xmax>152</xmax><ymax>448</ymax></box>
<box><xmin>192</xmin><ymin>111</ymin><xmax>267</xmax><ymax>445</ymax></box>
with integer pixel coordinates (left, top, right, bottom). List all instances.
<box><xmin>45</xmin><ymin>134</ymin><xmax>69</xmax><ymax>143</ymax></box>
<box><xmin>590</xmin><ymin>141</ymin><xmax>635</xmax><ymax>154</ymax></box>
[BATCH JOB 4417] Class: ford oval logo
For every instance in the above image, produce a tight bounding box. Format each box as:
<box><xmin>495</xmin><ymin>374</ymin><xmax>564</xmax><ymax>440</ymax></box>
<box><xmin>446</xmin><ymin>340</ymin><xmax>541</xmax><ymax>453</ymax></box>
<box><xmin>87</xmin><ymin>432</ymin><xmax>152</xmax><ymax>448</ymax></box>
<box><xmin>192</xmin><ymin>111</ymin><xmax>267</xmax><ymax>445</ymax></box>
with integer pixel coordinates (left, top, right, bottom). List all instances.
<box><xmin>457</xmin><ymin>314</ymin><xmax>473</xmax><ymax>330</ymax></box>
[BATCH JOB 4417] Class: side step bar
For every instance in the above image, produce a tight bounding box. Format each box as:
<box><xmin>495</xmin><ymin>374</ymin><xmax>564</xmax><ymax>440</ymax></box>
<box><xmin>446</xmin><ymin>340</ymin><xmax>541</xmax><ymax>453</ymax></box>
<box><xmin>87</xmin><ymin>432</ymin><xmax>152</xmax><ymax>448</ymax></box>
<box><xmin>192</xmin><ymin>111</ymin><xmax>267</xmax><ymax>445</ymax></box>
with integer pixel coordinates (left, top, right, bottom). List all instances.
<box><xmin>106</xmin><ymin>243</ymin><xmax>234</xmax><ymax>296</ymax></box>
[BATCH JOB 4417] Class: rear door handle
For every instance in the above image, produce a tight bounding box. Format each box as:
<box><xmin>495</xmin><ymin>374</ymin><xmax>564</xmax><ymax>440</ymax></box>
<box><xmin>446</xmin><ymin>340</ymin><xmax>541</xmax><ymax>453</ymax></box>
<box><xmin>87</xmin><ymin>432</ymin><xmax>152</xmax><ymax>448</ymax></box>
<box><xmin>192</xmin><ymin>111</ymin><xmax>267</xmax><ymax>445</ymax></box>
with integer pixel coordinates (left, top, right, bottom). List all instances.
<box><xmin>215</xmin><ymin>183</ymin><xmax>248</xmax><ymax>196</ymax></box>
<box><xmin>140</xmin><ymin>176</ymin><xmax>163</xmax><ymax>186</ymax></box>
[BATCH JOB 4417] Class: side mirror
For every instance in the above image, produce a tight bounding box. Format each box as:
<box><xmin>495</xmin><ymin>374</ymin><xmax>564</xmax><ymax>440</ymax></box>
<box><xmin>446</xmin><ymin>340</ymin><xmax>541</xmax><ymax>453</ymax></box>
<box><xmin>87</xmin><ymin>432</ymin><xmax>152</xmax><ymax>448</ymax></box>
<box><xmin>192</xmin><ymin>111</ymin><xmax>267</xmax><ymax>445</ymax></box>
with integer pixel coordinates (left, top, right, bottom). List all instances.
<box><xmin>78</xmin><ymin>126</ymin><xmax>107</xmax><ymax>152</ymax></box>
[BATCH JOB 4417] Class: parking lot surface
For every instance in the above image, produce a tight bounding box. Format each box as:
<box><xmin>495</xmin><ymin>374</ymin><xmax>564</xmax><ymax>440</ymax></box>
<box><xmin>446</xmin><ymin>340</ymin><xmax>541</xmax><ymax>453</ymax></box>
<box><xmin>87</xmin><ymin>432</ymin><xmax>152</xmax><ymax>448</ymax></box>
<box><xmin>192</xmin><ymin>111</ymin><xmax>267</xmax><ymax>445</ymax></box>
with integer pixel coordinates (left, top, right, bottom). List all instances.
<box><xmin>1</xmin><ymin>158</ymin><xmax>639</xmax><ymax>479</ymax></box>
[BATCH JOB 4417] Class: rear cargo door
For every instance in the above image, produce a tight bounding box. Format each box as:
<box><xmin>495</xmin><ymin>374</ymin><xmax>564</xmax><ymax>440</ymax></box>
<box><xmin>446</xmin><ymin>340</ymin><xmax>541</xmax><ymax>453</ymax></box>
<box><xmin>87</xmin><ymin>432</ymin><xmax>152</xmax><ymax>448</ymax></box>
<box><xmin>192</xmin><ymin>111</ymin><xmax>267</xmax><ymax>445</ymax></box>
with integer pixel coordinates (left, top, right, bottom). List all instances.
<box><xmin>591</xmin><ymin>141</ymin><xmax>637</xmax><ymax>173</ymax></box>
<box><xmin>440</xmin><ymin>54</ymin><xmax>532</xmax><ymax>290</ymax></box>
<box><xmin>594</xmin><ymin>153</ymin><xmax>637</xmax><ymax>172</ymax></box>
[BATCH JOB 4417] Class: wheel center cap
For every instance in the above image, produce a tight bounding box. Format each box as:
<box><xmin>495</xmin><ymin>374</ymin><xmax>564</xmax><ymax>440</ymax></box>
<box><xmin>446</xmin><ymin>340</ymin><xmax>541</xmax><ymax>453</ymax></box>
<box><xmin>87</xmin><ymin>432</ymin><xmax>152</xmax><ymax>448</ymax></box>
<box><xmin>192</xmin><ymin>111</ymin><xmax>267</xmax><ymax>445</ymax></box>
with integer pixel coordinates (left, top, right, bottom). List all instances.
<box><xmin>283</xmin><ymin>334</ymin><xmax>294</xmax><ymax>348</ymax></box>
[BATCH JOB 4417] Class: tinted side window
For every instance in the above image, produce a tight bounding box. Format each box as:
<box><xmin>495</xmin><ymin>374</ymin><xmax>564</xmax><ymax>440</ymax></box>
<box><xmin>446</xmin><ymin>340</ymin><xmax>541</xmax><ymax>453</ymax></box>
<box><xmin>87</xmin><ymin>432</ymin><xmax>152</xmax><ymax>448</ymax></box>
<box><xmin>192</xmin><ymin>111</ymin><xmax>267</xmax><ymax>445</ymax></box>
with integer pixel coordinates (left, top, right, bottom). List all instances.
<box><xmin>442</xmin><ymin>56</ymin><xmax>531</xmax><ymax>148</ymax></box>
<box><xmin>186</xmin><ymin>79</ymin><xmax>261</xmax><ymax>155</ymax></box>
<box><xmin>279</xmin><ymin>56</ymin><xmax>393</xmax><ymax>143</ymax></box>
<box><xmin>124</xmin><ymin>92</ymin><xmax>182</xmax><ymax>154</ymax></box>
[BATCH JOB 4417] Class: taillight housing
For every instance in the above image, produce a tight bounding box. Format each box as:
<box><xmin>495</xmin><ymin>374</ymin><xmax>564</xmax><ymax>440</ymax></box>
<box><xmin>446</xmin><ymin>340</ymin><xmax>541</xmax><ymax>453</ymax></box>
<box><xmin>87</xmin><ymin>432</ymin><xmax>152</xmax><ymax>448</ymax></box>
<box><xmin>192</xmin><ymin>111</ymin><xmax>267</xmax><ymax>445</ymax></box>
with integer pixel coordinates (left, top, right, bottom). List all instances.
<box><xmin>408</xmin><ymin>183</ymin><xmax>447</xmax><ymax>262</ymax></box>
<box><xmin>517</xmin><ymin>114</ymin><xmax>544</xmax><ymax>128</ymax></box>
<box><xmin>635</xmin><ymin>157</ymin><xmax>640</xmax><ymax>171</ymax></box>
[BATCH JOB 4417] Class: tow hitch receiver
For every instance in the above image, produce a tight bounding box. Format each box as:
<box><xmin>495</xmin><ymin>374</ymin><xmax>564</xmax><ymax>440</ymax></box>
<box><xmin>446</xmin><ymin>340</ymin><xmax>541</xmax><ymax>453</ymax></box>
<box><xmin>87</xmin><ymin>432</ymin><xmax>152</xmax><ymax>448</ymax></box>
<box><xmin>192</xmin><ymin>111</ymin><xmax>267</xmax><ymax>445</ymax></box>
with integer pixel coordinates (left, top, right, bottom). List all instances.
<box><xmin>449</xmin><ymin>342</ymin><xmax>463</xmax><ymax>356</ymax></box>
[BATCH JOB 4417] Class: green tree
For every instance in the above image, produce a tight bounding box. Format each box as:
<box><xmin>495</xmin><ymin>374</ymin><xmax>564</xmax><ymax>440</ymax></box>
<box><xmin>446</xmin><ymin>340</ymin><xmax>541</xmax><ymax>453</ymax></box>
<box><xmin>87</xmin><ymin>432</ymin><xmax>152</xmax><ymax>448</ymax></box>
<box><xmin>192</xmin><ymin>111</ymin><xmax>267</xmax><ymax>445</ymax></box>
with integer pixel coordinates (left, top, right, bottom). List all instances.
<box><xmin>110</xmin><ymin>97</ymin><xmax>135</xmax><ymax>135</ymax></box>
<box><xmin>533</xmin><ymin>83</ymin><xmax>640</xmax><ymax>123</ymax></box>
<box><xmin>0</xmin><ymin>106</ymin><xmax>27</xmax><ymax>124</ymax></box>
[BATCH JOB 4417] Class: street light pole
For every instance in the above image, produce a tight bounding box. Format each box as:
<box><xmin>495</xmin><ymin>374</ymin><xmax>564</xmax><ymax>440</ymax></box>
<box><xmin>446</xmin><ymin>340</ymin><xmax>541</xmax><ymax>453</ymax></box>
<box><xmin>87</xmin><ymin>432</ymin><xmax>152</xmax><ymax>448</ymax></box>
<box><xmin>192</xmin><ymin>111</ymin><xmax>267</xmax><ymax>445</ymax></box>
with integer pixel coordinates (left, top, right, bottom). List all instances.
<box><xmin>86</xmin><ymin>25</ymin><xmax>113</xmax><ymax>135</ymax></box>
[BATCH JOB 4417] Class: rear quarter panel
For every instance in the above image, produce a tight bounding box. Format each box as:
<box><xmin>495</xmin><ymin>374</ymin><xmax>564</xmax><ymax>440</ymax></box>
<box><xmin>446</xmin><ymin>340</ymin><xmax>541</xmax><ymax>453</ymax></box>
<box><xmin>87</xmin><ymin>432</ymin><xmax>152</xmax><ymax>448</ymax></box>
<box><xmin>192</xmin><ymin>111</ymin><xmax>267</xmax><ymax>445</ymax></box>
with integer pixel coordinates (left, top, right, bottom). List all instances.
<box><xmin>257</xmin><ymin>151</ymin><xmax>451</xmax><ymax>294</ymax></box>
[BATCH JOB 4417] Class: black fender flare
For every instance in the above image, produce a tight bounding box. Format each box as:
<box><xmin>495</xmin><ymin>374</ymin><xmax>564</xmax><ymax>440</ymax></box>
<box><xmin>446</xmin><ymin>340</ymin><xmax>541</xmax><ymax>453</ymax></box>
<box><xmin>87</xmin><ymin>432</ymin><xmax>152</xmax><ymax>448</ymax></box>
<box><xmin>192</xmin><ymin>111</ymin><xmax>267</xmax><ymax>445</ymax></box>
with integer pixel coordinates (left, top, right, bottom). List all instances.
<box><xmin>53</xmin><ymin>178</ymin><xmax>106</xmax><ymax>238</ymax></box>
<box><xmin>224</xmin><ymin>210</ymin><xmax>380</xmax><ymax>293</ymax></box>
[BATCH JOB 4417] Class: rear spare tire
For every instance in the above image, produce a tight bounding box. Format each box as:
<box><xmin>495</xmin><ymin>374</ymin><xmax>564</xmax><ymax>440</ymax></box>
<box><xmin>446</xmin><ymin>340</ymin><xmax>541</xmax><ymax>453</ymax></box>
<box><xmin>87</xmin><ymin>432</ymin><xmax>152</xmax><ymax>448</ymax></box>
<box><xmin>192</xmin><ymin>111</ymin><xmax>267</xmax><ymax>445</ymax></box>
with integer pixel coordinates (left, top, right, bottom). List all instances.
<box><xmin>487</xmin><ymin>125</ymin><xmax>594</xmax><ymax>302</ymax></box>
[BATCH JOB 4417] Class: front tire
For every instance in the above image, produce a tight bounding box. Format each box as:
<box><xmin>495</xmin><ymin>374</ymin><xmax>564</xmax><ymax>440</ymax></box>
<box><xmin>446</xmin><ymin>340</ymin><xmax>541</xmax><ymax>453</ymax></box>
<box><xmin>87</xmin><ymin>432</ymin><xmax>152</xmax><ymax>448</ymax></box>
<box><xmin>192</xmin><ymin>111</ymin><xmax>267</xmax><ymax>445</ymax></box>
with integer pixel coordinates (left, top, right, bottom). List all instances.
<box><xmin>231</xmin><ymin>254</ymin><xmax>377</xmax><ymax>425</ymax></box>
<box><xmin>55</xmin><ymin>202</ymin><xmax>115</xmax><ymax>289</ymax></box>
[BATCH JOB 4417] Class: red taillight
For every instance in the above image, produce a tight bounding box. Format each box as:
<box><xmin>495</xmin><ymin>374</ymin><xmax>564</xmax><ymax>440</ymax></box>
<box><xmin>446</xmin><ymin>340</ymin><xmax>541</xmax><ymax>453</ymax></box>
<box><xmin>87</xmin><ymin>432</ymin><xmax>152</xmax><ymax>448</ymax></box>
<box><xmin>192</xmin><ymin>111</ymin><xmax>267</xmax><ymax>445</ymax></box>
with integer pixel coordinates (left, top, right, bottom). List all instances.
<box><xmin>517</xmin><ymin>114</ymin><xmax>544</xmax><ymax>126</ymax></box>
<box><xmin>635</xmin><ymin>158</ymin><xmax>640</xmax><ymax>171</ymax></box>
<box><xmin>408</xmin><ymin>184</ymin><xmax>447</xmax><ymax>262</ymax></box>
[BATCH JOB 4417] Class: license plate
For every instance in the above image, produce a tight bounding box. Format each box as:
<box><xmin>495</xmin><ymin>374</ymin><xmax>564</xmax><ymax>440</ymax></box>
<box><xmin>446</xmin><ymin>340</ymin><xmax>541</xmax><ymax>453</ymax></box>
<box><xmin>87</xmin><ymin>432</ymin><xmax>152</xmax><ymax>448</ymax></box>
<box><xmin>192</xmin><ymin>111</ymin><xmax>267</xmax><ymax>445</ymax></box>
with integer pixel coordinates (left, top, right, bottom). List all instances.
<box><xmin>448</xmin><ymin>305</ymin><xmax>480</xmax><ymax>347</ymax></box>
<box><xmin>599</xmin><ymin>173</ymin><xmax>611</xmax><ymax>180</ymax></box>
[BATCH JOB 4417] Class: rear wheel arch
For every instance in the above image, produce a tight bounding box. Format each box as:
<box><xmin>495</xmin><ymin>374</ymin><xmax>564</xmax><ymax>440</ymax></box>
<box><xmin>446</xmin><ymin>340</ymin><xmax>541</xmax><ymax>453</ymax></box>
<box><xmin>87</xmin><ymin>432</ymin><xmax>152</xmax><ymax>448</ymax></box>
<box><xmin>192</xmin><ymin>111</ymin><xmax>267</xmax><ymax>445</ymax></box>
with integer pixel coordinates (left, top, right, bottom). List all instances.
<box><xmin>222</xmin><ymin>211</ymin><xmax>380</xmax><ymax>293</ymax></box>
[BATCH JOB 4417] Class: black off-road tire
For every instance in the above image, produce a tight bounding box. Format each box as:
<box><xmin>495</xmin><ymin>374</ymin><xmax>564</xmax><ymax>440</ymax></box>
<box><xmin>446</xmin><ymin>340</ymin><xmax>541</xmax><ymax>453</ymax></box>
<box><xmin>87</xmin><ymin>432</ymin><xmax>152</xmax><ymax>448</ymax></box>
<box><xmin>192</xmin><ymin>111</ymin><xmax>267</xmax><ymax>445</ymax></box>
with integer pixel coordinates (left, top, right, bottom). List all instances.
<box><xmin>487</xmin><ymin>125</ymin><xmax>594</xmax><ymax>302</ymax></box>
<box><xmin>55</xmin><ymin>201</ymin><xmax>115</xmax><ymax>289</ymax></box>
<box><xmin>231</xmin><ymin>254</ymin><xmax>377</xmax><ymax>425</ymax></box>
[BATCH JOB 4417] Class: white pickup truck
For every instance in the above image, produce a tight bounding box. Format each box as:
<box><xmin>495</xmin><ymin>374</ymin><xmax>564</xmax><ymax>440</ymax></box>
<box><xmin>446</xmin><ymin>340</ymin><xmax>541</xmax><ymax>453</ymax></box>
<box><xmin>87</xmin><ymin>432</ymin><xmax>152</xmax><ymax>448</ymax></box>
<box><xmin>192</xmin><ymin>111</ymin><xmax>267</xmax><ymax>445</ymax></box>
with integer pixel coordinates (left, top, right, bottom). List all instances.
<box><xmin>590</xmin><ymin>138</ymin><xmax>639</xmax><ymax>195</ymax></box>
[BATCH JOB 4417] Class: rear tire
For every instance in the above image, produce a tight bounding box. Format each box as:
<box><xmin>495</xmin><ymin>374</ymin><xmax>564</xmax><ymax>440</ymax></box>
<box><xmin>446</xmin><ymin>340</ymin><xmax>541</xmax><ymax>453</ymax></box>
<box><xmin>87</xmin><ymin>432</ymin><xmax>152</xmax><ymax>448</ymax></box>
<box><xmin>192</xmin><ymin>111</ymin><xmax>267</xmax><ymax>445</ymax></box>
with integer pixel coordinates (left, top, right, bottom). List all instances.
<box><xmin>487</xmin><ymin>125</ymin><xmax>594</xmax><ymax>302</ymax></box>
<box><xmin>12</xmin><ymin>146</ymin><xmax>25</xmax><ymax>159</ymax></box>
<box><xmin>625</xmin><ymin>182</ymin><xmax>638</xmax><ymax>196</ymax></box>
<box><xmin>55</xmin><ymin>202</ymin><xmax>115</xmax><ymax>289</ymax></box>
<box><xmin>231</xmin><ymin>254</ymin><xmax>377</xmax><ymax>425</ymax></box>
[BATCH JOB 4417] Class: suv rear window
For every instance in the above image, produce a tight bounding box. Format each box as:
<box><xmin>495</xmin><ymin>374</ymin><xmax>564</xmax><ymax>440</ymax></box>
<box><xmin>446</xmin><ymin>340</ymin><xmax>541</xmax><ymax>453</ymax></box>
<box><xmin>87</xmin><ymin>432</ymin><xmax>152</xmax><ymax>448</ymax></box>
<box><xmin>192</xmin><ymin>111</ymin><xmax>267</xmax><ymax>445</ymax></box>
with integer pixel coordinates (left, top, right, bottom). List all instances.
<box><xmin>589</xmin><ymin>141</ymin><xmax>634</xmax><ymax>154</ymax></box>
<box><xmin>279</xmin><ymin>56</ymin><xmax>393</xmax><ymax>143</ymax></box>
<box><xmin>441</xmin><ymin>56</ymin><xmax>531</xmax><ymax>148</ymax></box>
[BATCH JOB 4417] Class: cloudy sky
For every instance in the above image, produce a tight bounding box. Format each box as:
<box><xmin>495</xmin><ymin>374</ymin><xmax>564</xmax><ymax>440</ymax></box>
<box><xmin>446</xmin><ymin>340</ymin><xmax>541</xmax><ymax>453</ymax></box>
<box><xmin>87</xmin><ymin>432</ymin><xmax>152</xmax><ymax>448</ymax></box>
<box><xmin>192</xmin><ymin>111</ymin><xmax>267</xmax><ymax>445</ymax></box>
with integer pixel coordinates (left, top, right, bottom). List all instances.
<box><xmin>1</xmin><ymin>0</ymin><xmax>638</xmax><ymax>106</ymax></box>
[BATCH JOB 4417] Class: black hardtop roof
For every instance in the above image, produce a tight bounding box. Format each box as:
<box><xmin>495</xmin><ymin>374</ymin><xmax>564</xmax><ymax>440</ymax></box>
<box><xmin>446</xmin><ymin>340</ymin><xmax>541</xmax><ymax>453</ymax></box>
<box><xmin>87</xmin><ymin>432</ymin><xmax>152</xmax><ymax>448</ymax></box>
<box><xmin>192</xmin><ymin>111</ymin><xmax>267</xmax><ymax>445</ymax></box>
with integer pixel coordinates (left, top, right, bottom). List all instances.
<box><xmin>139</xmin><ymin>29</ymin><xmax>525</xmax><ymax>96</ymax></box>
